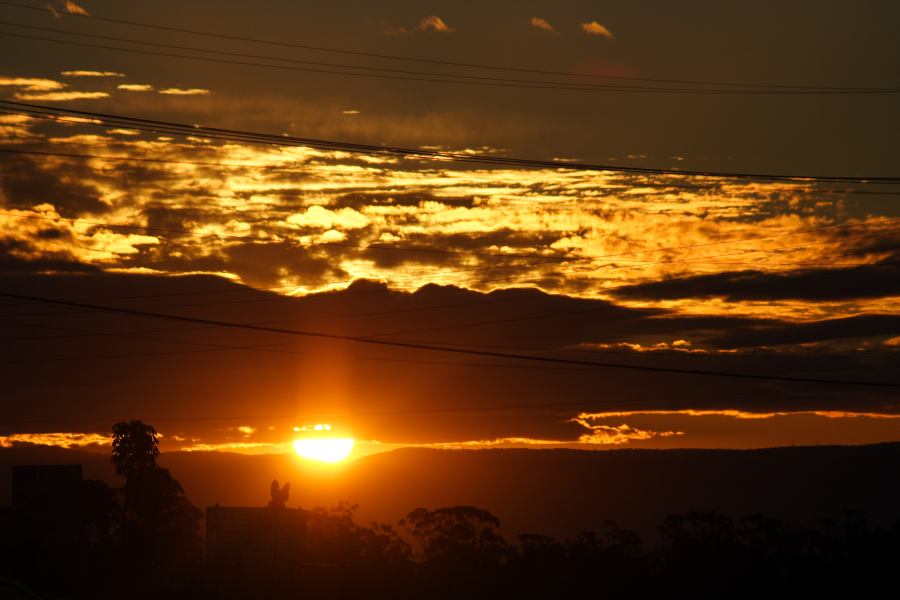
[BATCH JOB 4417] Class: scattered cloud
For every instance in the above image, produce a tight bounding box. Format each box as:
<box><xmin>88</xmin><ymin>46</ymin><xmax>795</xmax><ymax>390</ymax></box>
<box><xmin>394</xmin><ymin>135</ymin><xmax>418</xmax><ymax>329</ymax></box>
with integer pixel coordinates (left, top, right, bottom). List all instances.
<box><xmin>572</xmin><ymin>416</ymin><xmax>682</xmax><ymax>444</ymax></box>
<box><xmin>0</xmin><ymin>432</ymin><xmax>109</xmax><ymax>449</ymax></box>
<box><xmin>64</xmin><ymin>1</ymin><xmax>89</xmax><ymax>16</ymax></box>
<box><xmin>13</xmin><ymin>91</ymin><xmax>110</xmax><ymax>101</ymax></box>
<box><xmin>0</xmin><ymin>76</ymin><xmax>65</xmax><ymax>91</ymax></box>
<box><xmin>530</xmin><ymin>17</ymin><xmax>557</xmax><ymax>34</ymax></box>
<box><xmin>158</xmin><ymin>87</ymin><xmax>211</xmax><ymax>96</ymax></box>
<box><xmin>418</xmin><ymin>15</ymin><xmax>454</xmax><ymax>33</ymax></box>
<box><xmin>286</xmin><ymin>205</ymin><xmax>370</xmax><ymax>230</ymax></box>
<box><xmin>61</xmin><ymin>70</ymin><xmax>124</xmax><ymax>77</ymax></box>
<box><xmin>117</xmin><ymin>83</ymin><xmax>154</xmax><ymax>92</ymax></box>
<box><xmin>106</xmin><ymin>128</ymin><xmax>140</xmax><ymax>136</ymax></box>
<box><xmin>576</xmin><ymin>410</ymin><xmax>900</xmax><ymax>421</ymax></box>
<box><xmin>581</xmin><ymin>20</ymin><xmax>614</xmax><ymax>39</ymax></box>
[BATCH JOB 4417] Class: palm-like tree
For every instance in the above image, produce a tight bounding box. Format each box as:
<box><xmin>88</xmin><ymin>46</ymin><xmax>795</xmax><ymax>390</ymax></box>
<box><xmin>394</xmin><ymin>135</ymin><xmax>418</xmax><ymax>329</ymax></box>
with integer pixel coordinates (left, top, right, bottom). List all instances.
<box><xmin>111</xmin><ymin>421</ymin><xmax>159</xmax><ymax>481</ymax></box>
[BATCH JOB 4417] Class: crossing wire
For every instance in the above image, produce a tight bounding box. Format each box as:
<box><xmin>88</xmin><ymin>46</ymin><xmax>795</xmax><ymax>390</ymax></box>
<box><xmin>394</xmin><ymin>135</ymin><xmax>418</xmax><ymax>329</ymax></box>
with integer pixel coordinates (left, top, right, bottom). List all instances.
<box><xmin>1</xmin><ymin>291</ymin><xmax>897</xmax><ymax>388</ymax></box>
<box><xmin>3</xmin><ymin>101</ymin><xmax>899</xmax><ymax>184</ymax></box>
<box><xmin>0</xmin><ymin>0</ymin><xmax>893</xmax><ymax>92</ymax></box>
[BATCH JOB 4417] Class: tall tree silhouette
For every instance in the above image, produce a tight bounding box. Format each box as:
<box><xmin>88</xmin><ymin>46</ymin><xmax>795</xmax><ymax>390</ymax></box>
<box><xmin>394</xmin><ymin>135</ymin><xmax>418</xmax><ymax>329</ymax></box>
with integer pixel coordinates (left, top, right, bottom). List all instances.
<box><xmin>110</xmin><ymin>420</ymin><xmax>201</xmax><ymax>563</ymax></box>
<box><xmin>111</xmin><ymin>420</ymin><xmax>160</xmax><ymax>480</ymax></box>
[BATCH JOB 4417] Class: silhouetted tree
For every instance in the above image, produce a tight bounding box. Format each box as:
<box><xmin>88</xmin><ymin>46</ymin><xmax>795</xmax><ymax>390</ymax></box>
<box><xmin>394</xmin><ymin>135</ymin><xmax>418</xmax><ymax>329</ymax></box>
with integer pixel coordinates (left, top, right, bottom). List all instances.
<box><xmin>109</xmin><ymin>420</ymin><xmax>201</xmax><ymax>564</ymax></box>
<box><xmin>307</xmin><ymin>502</ymin><xmax>411</xmax><ymax>564</ymax></box>
<box><xmin>80</xmin><ymin>478</ymin><xmax>117</xmax><ymax>549</ymax></box>
<box><xmin>111</xmin><ymin>421</ymin><xmax>160</xmax><ymax>480</ymax></box>
<box><xmin>401</xmin><ymin>506</ymin><xmax>509</xmax><ymax>571</ymax></box>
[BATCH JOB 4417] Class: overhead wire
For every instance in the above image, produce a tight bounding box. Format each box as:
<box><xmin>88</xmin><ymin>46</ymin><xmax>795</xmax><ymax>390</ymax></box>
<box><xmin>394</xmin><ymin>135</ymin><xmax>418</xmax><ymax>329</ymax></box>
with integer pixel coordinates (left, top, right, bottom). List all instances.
<box><xmin>2</xmin><ymin>22</ymin><xmax>899</xmax><ymax>96</ymax></box>
<box><xmin>3</xmin><ymin>101</ymin><xmax>898</xmax><ymax>184</ymax></box>
<box><xmin>0</xmin><ymin>0</ymin><xmax>893</xmax><ymax>92</ymax></box>
<box><xmin>0</xmin><ymin>290</ymin><xmax>896</xmax><ymax>388</ymax></box>
<box><xmin>0</xmin><ymin>390</ymin><xmax>767</xmax><ymax>427</ymax></box>
<box><xmin>3</xmin><ymin>146</ymin><xmax>900</xmax><ymax>199</ymax></box>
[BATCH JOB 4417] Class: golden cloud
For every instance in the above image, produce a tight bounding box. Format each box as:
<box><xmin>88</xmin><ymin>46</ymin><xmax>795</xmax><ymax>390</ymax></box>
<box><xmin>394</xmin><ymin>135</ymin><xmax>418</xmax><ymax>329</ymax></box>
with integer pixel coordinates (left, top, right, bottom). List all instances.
<box><xmin>64</xmin><ymin>1</ymin><xmax>89</xmax><ymax>16</ymax></box>
<box><xmin>118</xmin><ymin>83</ymin><xmax>154</xmax><ymax>92</ymax></box>
<box><xmin>0</xmin><ymin>76</ymin><xmax>65</xmax><ymax>91</ymax></box>
<box><xmin>582</xmin><ymin>21</ymin><xmax>614</xmax><ymax>39</ymax></box>
<box><xmin>286</xmin><ymin>205</ymin><xmax>370</xmax><ymax>230</ymax></box>
<box><xmin>158</xmin><ymin>88</ymin><xmax>212</xmax><ymax>96</ymax></box>
<box><xmin>418</xmin><ymin>15</ymin><xmax>454</xmax><ymax>33</ymax></box>
<box><xmin>61</xmin><ymin>70</ymin><xmax>125</xmax><ymax>77</ymax></box>
<box><xmin>576</xmin><ymin>410</ymin><xmax>900</xmax><ymax>421</ymax></box>
<box><xmin>14</xmin><ymin>91</ymin><xmax>110</xmax><ymax>101</ymax></box>
<box><xmin>530</xmin><ymin>17</ymin><xmax>557</xmax><ymax>34</ymax></box>
<box><xmin>0</xmin><ymin>432</ymin><xmax>110</xmax><ymax>449</ymax></box>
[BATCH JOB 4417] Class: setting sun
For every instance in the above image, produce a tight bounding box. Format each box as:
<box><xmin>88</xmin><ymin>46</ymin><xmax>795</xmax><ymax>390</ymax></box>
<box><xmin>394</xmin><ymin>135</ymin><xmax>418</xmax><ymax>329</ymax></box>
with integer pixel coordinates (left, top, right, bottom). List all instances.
<box><xmin>292</xmin><ymin>437</ymin><xmax>355</xmax><ymax>463</ymax></box>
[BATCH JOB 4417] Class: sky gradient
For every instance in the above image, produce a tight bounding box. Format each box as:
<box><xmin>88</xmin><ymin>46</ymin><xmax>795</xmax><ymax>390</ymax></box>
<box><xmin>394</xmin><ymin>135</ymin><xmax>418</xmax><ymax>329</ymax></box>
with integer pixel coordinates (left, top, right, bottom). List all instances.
<box><xmin>0</xmin><ymin>0</ymin><xmax>898</xmax><ymax>459</ymax></box>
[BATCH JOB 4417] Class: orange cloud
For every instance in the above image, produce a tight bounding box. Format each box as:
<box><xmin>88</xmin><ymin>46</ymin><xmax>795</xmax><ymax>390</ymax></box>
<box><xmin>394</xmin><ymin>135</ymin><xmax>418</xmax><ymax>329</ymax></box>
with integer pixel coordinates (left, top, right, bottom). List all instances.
<box><xmin>64</xmin><ymin>1</ymin><xmax>89</xmax><ymax>16</ymax></box>
<box><xmin>159</xmin><ymin>88</ymin><xmax>212</xmax><ymax>96</ymax></box>
<box><xmin>0</xmin><ymin>432</ymin><xmax>109</xmax><ymax>449</ymax></box>
<box><xmin>571</xmin><ymin>418</ymin><xmax>682</xmax><ymax>444</ymax></box>
<box><xmin>117</xmin><ymin>83</ymin><xmax>154</xmax><ymax>92</ymax></box>
<box><xmin>61</xmin><ymin>70</ymin><xmax>125</xmax><ymax>77</ymax></box>
<box><xmin>582</xmin><ymin>21</ymin><xmax>614</xmax><ymax>39</ymax></box>
<box><xmin>576</xmin><ymin>409</ymin><xmax>900</xmax><ymax>421</ymax></box>
<box><xmin>418</xmin><ymin>15</ymin><xmax>454</xmax><ymax>33</ymax></box>
<box><xmin>13</xmin><ymin>91</ymin><xmax>109</xmax><ymax>101</ymax></box>
<box><xmin>530</xmin><ymin>17</ymin><xmax>558</xmax><ymax>34</ymax></box>
<box><xmin>158</xmin><ymin>87</ymin><xmax>211</xmax><ymax>96</ymax></box>
<box><xmin>0</xmin><ymin>77</ymin><xmax>65</xmax><ymax>91</ymax></box>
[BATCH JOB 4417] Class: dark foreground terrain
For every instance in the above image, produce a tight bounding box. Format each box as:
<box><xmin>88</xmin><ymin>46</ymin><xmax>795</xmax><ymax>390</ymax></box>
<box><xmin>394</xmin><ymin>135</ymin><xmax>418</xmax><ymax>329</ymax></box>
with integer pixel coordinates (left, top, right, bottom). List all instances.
<box><xmin>2</xmin><ymin>443</ymin><xmax>899</xmax><ymax>599</ymax></box>
<box><xmin>4</xmin><ymin>442</ymin><xmax>899</xmax><ymax>537</ymax></box>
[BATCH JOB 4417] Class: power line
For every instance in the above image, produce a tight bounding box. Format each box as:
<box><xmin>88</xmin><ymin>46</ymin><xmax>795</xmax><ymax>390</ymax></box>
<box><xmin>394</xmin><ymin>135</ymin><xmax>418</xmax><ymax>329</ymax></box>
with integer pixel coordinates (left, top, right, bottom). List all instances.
<box><xmin>0</xmin><ymin>0</ymin><xmax>892</xmax><ymax>93</ymax></box>
<box><xmin>3</xmin><ymin>146</ymin><xmax>900</xmax><ymax>198</ymax></box>
<box><xmin>2</xmin><ymin>22</ymin><xmax>898</xmax><ymax>96</ymax></box>
<box><xmin>0</xmin><ymin>317</ymin><xmax>625</xmax><ymax>373</ymax></box>
<box><xmin>3</xmin><ymin>101</ymin><xmax>898</xmax><ymax>184</ymax></box>
<box><xmin>0</xmin><ymin>390</ymin><xmax>765</xmax><ymax>426</ymax></box>
<box><xmin>0</xmin><ymin>291</ymin><xmax>896</xmax><ymax>388</ymax></box>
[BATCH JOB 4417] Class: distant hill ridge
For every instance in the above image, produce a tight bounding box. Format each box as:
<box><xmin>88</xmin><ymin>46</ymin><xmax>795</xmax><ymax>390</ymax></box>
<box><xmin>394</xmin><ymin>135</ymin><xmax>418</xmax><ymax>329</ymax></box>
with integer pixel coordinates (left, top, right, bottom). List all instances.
<box><xmin>2</xmin><ymin>443</ymin><xmax>899</xmax><ymax>538</ymax></box>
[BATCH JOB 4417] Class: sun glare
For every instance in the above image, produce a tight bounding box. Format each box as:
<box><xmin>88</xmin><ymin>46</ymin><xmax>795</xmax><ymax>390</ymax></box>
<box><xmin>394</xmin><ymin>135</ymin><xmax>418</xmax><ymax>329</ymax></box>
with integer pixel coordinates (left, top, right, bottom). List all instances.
<box><xmin>292</xmin><ymin>437</ymin><xmax>355</xmax><ymax>463</ymax></box>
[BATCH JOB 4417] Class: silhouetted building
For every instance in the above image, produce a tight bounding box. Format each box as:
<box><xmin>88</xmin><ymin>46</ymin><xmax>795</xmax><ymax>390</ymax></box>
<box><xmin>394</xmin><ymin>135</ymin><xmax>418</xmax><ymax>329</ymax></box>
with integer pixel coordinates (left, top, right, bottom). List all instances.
<box><xmin>8</xmin><ymin>465</ymin><xmax>83</xmax><ymax>544</ymax></box>
<box><xmin>12</xmin><ymin>464</ymin><xmax>82</xmax><ymax>513</ymax></box>
<box><xmin>1</xmin><ymin>465</ymin><xmax>86</xmax><ymax>594</ymax></box>
<box><xmin>205</xmin><ymin>505</ymin><xmax>308</xmax><ymax>597</ymax></box>
<box><xmin>206</xmin><ymin>505</ymin><xmax>307</xmax><ymax>566</ymax></box>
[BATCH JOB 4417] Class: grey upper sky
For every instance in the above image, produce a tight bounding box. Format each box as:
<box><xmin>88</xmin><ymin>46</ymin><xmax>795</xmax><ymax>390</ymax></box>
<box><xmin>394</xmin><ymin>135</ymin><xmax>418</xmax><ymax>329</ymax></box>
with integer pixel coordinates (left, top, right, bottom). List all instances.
<box><xmin>1</xmin><ymin>0</ymin><xmax>898</xmax><ymax>175</ymax></box>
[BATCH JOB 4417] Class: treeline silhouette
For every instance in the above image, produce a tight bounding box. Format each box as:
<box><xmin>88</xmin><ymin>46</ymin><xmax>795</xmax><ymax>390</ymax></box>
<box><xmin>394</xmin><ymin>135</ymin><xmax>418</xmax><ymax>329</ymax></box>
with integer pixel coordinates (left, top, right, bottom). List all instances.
<box><xmin>1</xmin><ymin>421</ymin><xmax>898</xmax><ymax>599</ymax></box>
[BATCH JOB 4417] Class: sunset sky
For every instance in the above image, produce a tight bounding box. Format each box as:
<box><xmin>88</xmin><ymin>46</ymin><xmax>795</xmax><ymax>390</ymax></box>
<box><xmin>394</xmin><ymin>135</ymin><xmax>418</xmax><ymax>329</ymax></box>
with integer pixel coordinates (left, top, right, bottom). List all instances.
<box><xmin>1</xmin><ymin>0</ymin><xmax>898</xmax><ymax>461</ymax></box>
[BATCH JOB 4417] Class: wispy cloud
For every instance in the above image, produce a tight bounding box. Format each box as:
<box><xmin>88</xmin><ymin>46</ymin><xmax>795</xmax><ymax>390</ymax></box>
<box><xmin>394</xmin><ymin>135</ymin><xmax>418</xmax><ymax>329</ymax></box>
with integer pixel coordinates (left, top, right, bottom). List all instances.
<box><xmin>530</xmin><ymin>17</ymin><xmax>557</xmax><ymax>34</ymax></box>
<box><xmin>117</xmin><ymin>83</ymin><xmax>154</xmax><ymax>92</ymax></box>
<box><xmin>0</xmin><ymin>432</ymin><xmax>109</xmax><ymax>449</ymax></box>
<box><xmin>48</xmin><ymin>1</ymin><xmax>89</xmax><ymax>17</ymax></box>
<box><xmin>581</xmin><ymin>20</ymin><xmax>614</xmax><ymax>39</ymax></box>
<box><xmin>576</xmin><ymin>410</ymin><xmax>900</xmax><ymax>421</ymax></box>
<box><xmin>14</xmin><ymin>91</ymin><xmax>109</xmax><ymax>101</ymax></box>
<box><xmin>158</xmin><ymin>87</ymin><xmax>211</xmax><ymax>96</ymax></box>
<box><xmin>61</xmin><ymin>70</ymin><xmax>125</xmax><ymax>78</ymax></box>
<box><xmin>64</xmin><ymin>1</ymin><xmax>89</xmax><ymax>15</ymax></box>
<box><xmin>106</xmin><ymin>128</ymin><xmax>140</xmax><ymax>136</ymax></box>
<box><xmin>571</xmin><ymin>417</ymin><xmax>682</xmax><ymax>444</ymax></box>
<box><xmin>0</xmin><ymin>76</ymin><xmax>65</xmax><ymax>91</ymax></box>
<box><xmin>418</xmin><ymin>15</ymin><xmax>454</xmax><ymax>33</ymax></box>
